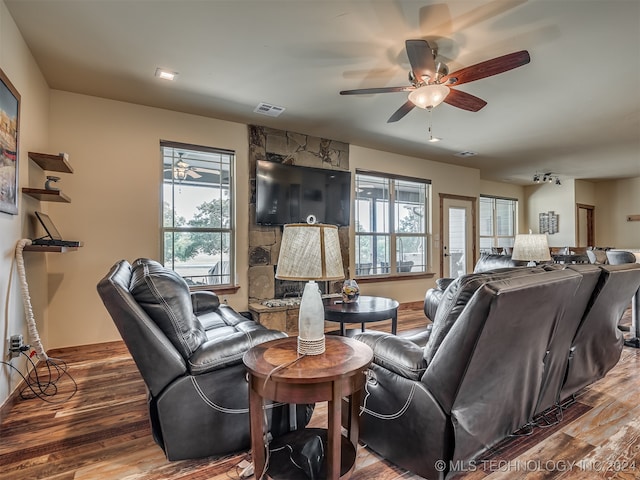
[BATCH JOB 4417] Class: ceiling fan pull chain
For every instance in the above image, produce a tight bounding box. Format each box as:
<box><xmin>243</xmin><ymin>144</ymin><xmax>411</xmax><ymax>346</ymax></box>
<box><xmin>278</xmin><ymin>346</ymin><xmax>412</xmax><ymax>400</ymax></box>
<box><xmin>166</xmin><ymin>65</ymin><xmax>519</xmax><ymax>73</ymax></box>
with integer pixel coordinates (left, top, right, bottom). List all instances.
<box><xmin>427</xmin><ymin>108</ymin><xmax>441</xmax><ymax>143</ymax></box>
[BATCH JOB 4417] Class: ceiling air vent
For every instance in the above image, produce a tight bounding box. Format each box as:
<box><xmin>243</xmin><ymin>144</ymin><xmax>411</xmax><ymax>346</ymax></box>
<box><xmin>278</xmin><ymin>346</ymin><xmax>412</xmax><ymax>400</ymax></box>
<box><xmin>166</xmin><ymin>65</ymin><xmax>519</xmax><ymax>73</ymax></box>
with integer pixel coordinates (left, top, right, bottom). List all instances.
<box><xmin>454</xmin><ymin>151</ymin><xmax>478</xmax><ymax>158</ymax></box>
<box><xmin>254</xmin><ymin>102</ymin><xmax>285</xmax><ymax>117</ymax></box>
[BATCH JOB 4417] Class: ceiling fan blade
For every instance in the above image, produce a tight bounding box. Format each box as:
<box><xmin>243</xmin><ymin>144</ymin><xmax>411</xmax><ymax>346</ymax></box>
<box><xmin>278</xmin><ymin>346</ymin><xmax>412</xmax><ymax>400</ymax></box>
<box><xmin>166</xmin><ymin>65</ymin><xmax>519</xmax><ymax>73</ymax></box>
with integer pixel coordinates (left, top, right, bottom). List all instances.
<box><xmin>443</xmin><ymin>50</ymin><xmax>530</xmax><ymax>86</ymax></box>
<box><xmin>405</xmin><ymin>39</ymin><xmax>437</xmax><ymax>82</ymax></box>
<box><xmin>444</xmin><ymin>89</ymin><xmax>487</xmax><ymax>112</ymax></box>
<box><xmin>340</xmin><ymin>86</ymin><xmax>414</xmax><ymax>95</ymax></box>
<box><xmin>186</xmin><ymin>170</ymin><xmax>202</xmax><ymax>179</ymax></box>
<box><xmin>387</xmin><ymin>100</ymin><xmax>416</xmax><ymax>123</ymax></box>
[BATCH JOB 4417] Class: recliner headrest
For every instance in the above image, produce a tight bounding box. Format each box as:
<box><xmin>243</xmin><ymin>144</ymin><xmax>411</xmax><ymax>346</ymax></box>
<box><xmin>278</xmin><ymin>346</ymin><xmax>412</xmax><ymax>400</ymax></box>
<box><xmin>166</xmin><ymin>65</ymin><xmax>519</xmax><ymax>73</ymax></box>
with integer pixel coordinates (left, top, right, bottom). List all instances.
<box><xmin>130</xmin><ymin>258</ymin><xmax>207</xmax><ymax>358</ymax></box>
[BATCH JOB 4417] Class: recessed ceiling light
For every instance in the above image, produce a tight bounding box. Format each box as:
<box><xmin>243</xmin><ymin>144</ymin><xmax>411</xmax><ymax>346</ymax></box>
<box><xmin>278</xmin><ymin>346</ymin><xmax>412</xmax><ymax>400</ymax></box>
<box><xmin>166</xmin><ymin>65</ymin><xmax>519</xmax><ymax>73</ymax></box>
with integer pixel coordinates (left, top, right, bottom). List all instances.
<box><xmin>155</xmin><ymin>68</ymin><xmax>178</xmax><ymax>81</ymax></box>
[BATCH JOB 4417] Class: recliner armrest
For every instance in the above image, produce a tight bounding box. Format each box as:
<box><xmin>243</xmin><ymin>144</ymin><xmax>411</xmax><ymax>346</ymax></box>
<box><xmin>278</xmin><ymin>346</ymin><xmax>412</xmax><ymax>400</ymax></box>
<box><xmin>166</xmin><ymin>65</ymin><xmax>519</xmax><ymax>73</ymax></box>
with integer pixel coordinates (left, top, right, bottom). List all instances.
<box><xmin>401</xmin><ymin>324</ymin><xmax>433</xmax><ymax>348</ymax></box>
<box><xmin>353</xmin><ymin>330</ymin><xmax>427</xmax><ymax>381</ymax></box>
<box><xmin>191</xmin><ymin>291</ymin><xmax>221</xmax><ymax>314</ymax></box>
<box><xmin>188</xmin><ymin>328</ymin><xmax>286</xmax><ymax>375</ymax></box>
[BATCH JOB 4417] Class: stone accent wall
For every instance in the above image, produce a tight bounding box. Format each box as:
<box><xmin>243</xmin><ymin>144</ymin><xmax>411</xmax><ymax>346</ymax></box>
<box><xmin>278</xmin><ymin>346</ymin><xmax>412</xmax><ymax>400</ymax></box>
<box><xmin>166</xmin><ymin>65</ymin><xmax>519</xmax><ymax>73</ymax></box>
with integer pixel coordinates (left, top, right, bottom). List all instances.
<box><xmin>248</xmin><ymin>125</ymin><xmax>350</xmax><ymax>305</ymax></box>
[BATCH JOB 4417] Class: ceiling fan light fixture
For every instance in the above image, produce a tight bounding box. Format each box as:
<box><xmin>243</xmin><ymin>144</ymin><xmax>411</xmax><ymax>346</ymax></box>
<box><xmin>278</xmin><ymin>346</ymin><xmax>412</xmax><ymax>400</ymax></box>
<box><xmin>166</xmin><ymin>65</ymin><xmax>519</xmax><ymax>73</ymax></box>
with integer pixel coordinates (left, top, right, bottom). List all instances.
<box><xmin>408</xmin><ymin>84</ymin><xmax>450</xmax><ymax>109</ymax></box>
<box><xmin>173</xmin><ymin>167</ymin><xmax>187</xmax><ymax>181</ymax></box>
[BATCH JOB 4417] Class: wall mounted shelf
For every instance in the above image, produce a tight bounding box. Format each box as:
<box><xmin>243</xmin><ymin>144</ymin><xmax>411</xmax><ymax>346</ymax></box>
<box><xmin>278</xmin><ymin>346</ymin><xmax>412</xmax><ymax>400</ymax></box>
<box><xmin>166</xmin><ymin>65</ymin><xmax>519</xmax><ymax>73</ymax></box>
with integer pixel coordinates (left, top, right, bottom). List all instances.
<box><xmin>22</xmin><ymin>188</ymin><xmax>71</xmax><ymax>203</ymax></box>
<box><xmin>27</xmin><ymin>152</ymin><xmax>73</xmax><ymax>173</ymax></box>
<box><xmin>22</xmin><ymin>151</ymin><xmax>82</xmax><ymax>249</ymax></box>
<box><xmin>23</xmin><ymin>245</ymin><xmax>80</xmax><ymax>253</ymax></box>
<box><xmin>23</xmin><ymin>151</ymin><xmax>73</xmax><ymax>203</ymax></box>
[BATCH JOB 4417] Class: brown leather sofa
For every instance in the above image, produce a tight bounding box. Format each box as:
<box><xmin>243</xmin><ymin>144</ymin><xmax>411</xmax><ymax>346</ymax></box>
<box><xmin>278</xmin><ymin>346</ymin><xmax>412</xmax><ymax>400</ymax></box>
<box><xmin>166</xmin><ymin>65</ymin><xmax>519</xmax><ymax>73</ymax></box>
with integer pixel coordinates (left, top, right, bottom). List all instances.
<box><xmin>353</xmin><ymin>263</ymin><xmax>640</xmax><ymax>479</ymax></box>
<box><xmin>97</xmin><ymin>258</ymin><xmax>312</xmax><ymax>460</ymax></box>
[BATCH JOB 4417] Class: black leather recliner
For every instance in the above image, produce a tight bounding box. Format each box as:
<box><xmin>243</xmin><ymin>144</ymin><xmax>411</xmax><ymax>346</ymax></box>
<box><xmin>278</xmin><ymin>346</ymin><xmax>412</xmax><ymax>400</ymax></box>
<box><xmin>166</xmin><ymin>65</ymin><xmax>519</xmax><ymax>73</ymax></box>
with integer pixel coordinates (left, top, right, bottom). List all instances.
<box><xmin>354</xmin><ymin>269</ymin><xmax>582</xmax><ymax>479</ymax></box>
<box><xmin>97</xmin><ymin>258</ymin><xmax>312</xmax><ymax>460</ymax></box>
<box><xmin>423</xmin><ymin>253</ymin><xmax>527</xmax><ymax>321</ymax></box>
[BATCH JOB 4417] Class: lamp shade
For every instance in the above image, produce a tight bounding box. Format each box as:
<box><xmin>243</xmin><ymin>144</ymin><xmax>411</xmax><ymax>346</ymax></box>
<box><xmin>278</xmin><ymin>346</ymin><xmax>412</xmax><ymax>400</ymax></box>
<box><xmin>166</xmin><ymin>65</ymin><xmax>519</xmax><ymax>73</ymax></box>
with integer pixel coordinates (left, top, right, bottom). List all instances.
<box><xmin>407</xmin><ymin>84</ymin><xmax>450</xmax><ymax>109</ymax></box>
<box><xmin>511</xmin><ymin>233</ymin><xmax>552</xmax><ymax>262</ymax></box>
<box><xmin>276</xmin><ymin>223</ymin><xmax>345</xmax><ymax>281</ymax></box>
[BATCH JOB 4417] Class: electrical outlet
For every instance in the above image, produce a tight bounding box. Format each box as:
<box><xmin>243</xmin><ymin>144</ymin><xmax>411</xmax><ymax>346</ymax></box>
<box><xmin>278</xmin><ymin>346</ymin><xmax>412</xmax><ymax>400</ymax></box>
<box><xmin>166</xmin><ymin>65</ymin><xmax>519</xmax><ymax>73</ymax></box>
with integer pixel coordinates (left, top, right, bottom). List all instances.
<box><xmin>8</xmin><ymin>334</ymin><xmax>23</xmax><ymax>359</ymax></box>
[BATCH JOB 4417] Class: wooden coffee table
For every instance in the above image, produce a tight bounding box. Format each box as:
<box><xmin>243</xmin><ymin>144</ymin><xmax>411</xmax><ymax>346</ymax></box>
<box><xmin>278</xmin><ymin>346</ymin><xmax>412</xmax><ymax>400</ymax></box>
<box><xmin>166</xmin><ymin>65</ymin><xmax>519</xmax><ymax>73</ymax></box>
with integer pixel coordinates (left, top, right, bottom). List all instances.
<box><xmin>324</xmin><ymin>295</ymin><xmax>400</xmax><ymax>336</ymax></box>
<box><xmin>243</xmin><ymin>336</ymin><xmax>373</xmax><ymax>480</ymax></box>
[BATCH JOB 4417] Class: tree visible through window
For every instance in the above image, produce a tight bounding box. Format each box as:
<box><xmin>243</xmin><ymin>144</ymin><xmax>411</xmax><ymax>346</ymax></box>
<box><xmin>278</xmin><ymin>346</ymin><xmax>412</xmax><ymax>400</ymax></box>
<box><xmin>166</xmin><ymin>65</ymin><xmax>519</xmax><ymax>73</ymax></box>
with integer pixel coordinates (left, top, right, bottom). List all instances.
<box><xmin>479</xmin><ymin>196</ymin><xmax>517</xmax><ymax>254</ymax></box>
<box><xmin>354</xmin><ymin>171</ymin><xmax>430</xmax><ymax>276</ymax></box>
<box><xmin>161</xmin><ymin>141</ymin><xmax>234</xmax><ymax>288</ymax></box>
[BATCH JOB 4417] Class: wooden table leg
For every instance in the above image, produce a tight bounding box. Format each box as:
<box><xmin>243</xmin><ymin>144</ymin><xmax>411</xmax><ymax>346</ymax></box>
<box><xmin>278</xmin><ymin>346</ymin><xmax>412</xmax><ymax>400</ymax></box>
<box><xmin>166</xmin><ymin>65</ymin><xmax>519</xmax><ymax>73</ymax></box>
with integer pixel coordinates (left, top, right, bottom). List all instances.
<box><xmin>327</xmin><ymin>381</ymin><xmax>342</xmax><ymax>479</ymax></box>
<box><xmin>391</xmin><ymin>309</ymin><xmax>398</xmax><ymax>335</ymax></box>
<box><xmin>248</xmin><ymin>375</ymin><xmax>266</xmax><ymax>479</ymax></box>
<box><xmin>348</xmin><ymin>387</ymin><xmax>362</xmax><ymax>449</ymax></box>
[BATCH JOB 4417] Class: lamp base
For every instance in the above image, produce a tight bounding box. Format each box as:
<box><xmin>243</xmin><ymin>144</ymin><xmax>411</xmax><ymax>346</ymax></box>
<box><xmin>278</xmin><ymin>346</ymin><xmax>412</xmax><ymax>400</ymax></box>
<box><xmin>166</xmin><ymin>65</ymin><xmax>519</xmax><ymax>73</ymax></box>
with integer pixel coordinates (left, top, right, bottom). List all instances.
<box><xmin>297</xmin><ymin>336</ymin><xmax>325</xmax><ymax>355</ymax></box>
<box><xmin>297</xmin><ymin>281</ymin><xmax>326</xmax><ymax>355</ymax></box>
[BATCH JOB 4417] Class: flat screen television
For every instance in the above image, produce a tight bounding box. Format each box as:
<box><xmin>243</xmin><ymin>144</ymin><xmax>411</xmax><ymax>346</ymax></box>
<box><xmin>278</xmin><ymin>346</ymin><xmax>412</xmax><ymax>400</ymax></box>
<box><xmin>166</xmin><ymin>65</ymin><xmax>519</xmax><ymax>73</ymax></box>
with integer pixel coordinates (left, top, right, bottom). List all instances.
<box><xmin>256</xmin><ymin>160</ymin><xmax>351</xmax><ymax>226</ymax></box>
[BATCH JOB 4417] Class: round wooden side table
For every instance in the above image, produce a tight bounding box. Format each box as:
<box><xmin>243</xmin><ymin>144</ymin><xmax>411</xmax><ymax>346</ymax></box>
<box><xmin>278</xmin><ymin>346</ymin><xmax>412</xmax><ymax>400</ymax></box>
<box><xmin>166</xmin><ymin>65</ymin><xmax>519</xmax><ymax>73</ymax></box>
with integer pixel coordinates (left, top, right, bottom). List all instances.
<box><xmin>243</xmin><ymin>336</ymin><xmax>373</xmax><ymax>480</ymax></box>
<box><xmin>324</xmin><ymin>295</ymin><xmax>400</xmax><ymax>336</ymax></box>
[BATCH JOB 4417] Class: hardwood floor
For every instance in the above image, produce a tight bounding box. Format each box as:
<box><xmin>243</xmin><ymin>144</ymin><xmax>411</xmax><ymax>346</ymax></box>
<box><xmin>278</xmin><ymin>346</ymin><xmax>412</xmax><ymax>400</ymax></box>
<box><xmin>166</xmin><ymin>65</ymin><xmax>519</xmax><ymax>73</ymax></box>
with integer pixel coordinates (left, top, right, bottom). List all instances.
<box><xmin>1</xmin><ymin>307</ymin><xmax>638</xmax><ymax>479</ymax></box>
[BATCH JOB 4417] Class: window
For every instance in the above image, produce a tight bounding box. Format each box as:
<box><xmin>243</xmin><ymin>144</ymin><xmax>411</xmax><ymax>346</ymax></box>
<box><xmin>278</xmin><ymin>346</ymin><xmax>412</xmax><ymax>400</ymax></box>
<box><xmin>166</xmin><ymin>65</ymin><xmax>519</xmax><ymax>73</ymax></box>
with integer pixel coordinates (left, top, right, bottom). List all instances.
<box><xmin>161</xmin><ymin>141</ymin><xmax>235</xmax><ymax>288</ymax></box>
<box><xmin>479</xmin><ymin>196</ymin><xmax>517</xmax><ymax>253</ymax></box>
<box><xmin>354</xmin><ymin>171</ymin><xmax>430</xmax><ymax>277</ymax></box>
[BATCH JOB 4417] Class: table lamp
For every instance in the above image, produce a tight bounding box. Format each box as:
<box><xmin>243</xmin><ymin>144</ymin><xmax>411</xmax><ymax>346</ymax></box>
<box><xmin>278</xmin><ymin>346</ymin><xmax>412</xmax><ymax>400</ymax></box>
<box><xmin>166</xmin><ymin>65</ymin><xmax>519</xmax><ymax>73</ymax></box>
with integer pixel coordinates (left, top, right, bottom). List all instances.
<box><xmin>276</xmin><ymin>222</ymin><xmax>344</xmax><ymax>355</ymax></box>
<box><xmin>512</xmin><ymin>232</ymin><xmax>551</xmax><ymax>266</ymax></box>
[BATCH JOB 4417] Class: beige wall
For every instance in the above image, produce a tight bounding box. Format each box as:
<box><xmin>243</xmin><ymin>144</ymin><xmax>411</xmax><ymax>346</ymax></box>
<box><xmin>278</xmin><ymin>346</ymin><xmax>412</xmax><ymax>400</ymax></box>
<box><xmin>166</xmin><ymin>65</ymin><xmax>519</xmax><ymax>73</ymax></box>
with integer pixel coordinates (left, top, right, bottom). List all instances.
<box><xmin>524</xmin><ymin>180</ymin><xmax>577</xmax><ymax>247</ymax></box>
<box><xmin>46</xmin><ymin>91</ymin><xmax>251</xmax><ymax>348</ymax></box>
<box><xmin>595</xmin><ymin>177</ymin><xmax>640</xmax><ymax>248</ymax></box>
<box><xmin>0</xmin><ymin>1</ymin><xmax>50</xmax><ymax>407</ymax></box>
<box><xmin>575</xmin><ymin>179</ymin><xmax>596</xmax><ymax>206</ymax></box>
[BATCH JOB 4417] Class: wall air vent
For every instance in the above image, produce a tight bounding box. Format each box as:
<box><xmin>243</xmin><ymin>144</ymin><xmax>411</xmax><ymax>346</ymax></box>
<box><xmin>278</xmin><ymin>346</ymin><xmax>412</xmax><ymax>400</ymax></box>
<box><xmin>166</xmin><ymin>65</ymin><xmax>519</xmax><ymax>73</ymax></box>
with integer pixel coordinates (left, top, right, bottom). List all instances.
<box><xmin>254</xmin><ymin>102</ymin><xmax>286</xmax><ymax>117</ymax></box>
<box><xmin>454</xmin><ymin>151</ymin><xmax>478</xmax><ymax>158</ymax></box>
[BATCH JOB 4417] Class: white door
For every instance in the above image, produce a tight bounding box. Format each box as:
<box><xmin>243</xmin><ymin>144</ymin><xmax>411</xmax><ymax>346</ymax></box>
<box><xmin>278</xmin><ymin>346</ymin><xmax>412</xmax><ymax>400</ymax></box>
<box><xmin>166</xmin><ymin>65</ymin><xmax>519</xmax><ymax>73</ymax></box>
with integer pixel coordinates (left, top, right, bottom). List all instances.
<box><xmin>441</xmin><ymin>196</ymin><xmax>475</xmax><ymax>278</ymax></box>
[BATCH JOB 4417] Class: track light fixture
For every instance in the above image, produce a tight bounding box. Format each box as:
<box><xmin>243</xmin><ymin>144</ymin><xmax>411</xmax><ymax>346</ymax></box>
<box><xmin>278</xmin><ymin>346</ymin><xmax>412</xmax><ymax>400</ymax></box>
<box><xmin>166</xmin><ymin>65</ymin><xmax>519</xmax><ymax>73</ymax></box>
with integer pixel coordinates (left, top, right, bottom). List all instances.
<box><xmin>533</xmin><ymin>172</ymin><xmax>561</xmax><ymax>185</ymax></box>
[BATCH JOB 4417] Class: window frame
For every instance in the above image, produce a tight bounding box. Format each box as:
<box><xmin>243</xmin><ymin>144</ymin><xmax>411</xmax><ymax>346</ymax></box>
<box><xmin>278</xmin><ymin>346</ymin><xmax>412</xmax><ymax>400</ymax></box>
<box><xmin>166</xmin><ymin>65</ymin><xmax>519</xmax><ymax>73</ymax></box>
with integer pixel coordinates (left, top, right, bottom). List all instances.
<box><xmin>354</xmin><ymin>169</ymin><xmax>432</xmax><ymax>279</ymax></box>
<box><xmin>479</xmin><ymin>195</ymin><xmax>518</xmax><ymax>254</ymax></box>
<box><xmin>160</xmin><ymin>140</ymin><xmax>236</xmax><ymax>292</ymax></box>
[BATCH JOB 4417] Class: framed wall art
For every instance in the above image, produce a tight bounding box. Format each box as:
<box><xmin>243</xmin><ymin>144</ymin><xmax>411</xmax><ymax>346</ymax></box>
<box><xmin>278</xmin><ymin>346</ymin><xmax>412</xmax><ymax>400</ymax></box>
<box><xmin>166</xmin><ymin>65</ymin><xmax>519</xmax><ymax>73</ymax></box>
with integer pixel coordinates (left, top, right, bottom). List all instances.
<box><xmin>539</xmin><ymin>211</ymin><xmax>559</xmax><ymax>234</ymax></box>
<box><xmin>0</xmin><ymin>68</ymin><xmax>20</xmax><ymax>215</ymax></box>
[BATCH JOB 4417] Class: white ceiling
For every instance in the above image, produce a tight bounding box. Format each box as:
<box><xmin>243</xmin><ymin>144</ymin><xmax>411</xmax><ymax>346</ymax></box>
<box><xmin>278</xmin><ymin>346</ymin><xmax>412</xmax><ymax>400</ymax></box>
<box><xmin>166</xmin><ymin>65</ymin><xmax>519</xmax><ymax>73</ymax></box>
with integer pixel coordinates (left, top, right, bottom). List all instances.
<box><xmin>6</xmin><ymin>0</ymin><xmax>640</xmax><ymax>184</ymax></box>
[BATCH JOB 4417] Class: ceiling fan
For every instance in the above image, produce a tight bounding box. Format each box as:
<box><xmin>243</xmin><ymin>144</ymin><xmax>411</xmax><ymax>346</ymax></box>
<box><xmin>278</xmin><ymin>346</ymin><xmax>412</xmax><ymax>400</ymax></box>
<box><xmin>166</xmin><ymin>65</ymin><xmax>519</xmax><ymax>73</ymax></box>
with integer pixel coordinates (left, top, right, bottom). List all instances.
<box><xmin>340</xmin><ymin>39</ymin><xmax>530</xmax><ymax>123</ymax></box>
<box><xmin>165</xmin><ymin>153</ymin><xmax>220</xmax><ymax>182</ymax></box>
